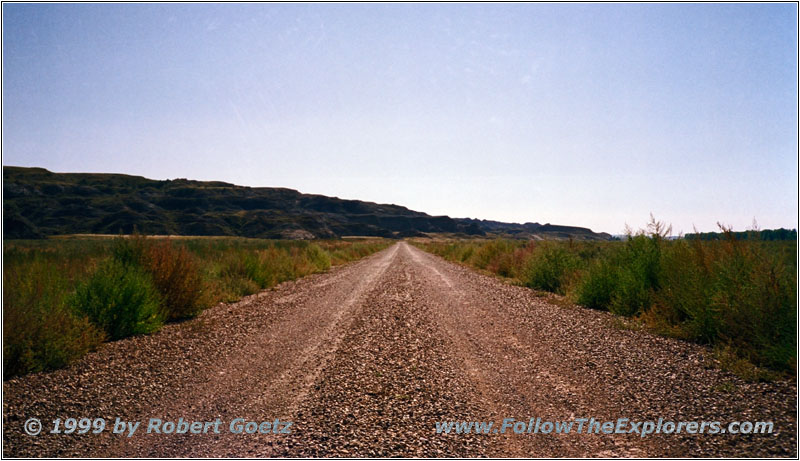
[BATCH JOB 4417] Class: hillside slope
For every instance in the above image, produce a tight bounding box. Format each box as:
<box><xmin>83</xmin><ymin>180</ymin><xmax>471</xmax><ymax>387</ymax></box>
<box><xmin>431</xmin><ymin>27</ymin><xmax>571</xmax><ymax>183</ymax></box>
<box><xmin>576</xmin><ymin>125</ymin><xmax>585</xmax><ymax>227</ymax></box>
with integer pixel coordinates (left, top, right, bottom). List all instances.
<box><xmin>3</xmin><ymin>166</ymin><xmax>610</xmax><ymax>240</ymax></box>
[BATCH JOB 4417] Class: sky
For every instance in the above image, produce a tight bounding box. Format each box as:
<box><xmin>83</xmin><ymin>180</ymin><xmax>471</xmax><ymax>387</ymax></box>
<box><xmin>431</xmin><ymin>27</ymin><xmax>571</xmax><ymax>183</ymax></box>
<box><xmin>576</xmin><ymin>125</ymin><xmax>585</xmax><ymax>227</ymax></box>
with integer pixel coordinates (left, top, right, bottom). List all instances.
<box><xmin>2</xmin><ymin>3</ymin><xmax>797</xmax><ymax>235</ymax></box>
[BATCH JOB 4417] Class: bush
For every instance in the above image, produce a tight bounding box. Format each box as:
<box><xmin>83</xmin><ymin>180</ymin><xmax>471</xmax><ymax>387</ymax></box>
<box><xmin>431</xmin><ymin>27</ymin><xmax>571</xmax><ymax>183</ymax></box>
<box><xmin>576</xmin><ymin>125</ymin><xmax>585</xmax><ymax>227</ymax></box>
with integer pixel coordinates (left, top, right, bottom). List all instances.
<box><xmin>223</xmin><ymin>274</ymin><xmax>261</xmax><ymax>299</ymax></box>
<box><xmin>657</xmin><ymin>239</ymin><xmax>718</xmax><ymax>342</ymax></box>
<box><xmin>458</xmin><ymin>244</ymin><xmax>476</xmax><ymax>262</ymax></box>
<box><xmin>472</xmin><ymin>240</ymin><xmax>516</xmax><ymax>270</ymax></box>
<box><xmin>144</xmin><ymin>241</ymin><xmax>205</xmax><ymax>320</ymax></box>
<box><xmin>523</xmin><ymin>244</ymin><xmax>580</xmax><ymax>294</ymax></box>
<box><xmin>112</xmin><ymin>235</ymin><xmax>205</xmax><ymax>320</ymax></box>
<box><xmin>305</xmin><ymin>243</ymin><xmax>332</xmax><ymax>272</ymax></box>
<box><xmin>610</xmin><ymin>266</ymin><xmax>650</xmax><ymax>316</ymax></box>
<box><xmin>574</xmin><ymin>233</ymin><xmax>662</xmax><ymax>316</ymax></box>
<box><xmin>4</xmin><ymin>236</ymin><xmax>391</xmax><ymax>379</ymax></box>
<box><xmin>711</xmin><ymin>237</ymin><xmax>795</xmax><ymax>370</ymax></box>
<box><xmin>3</xmin><ymin>259</ymin><xmax>103</xmax><ymax>379</ymax></box>
<box><xmin>221</xmin><ymin>244</ymin><xmax>327</xmax><ymax>292</ymax></box>
<box><xmin>576</xmin><ymin>259</ymin><xmax>618</xmax><ymax>310</ymax></box>
<box><xmin>70</xmin><ymin>259</ymin><xmax>163</xmax><ymax>340</ymax></box>
<box><xmin>652</xmin><ymin>230</ymin><xmax>796</xmax><ymax>371</ymax></box>
<box><xmin>318</xmin><ymin>240</ymin><xmax>391</xmax><ymax>266</ymax></box>
<box><xmin>112</xmin><ymin>233</ymin><xmax>148</xmax><ymax>267</ymax></box>
<box><xmin>413</xmin><ymin>221</ymin><xmax>797</xmax><ymax>375</ymax></box>
<box><xmin>253</xmin><ymin>248</ymin><xmax>295</xmax><ymax>287</ymax></box>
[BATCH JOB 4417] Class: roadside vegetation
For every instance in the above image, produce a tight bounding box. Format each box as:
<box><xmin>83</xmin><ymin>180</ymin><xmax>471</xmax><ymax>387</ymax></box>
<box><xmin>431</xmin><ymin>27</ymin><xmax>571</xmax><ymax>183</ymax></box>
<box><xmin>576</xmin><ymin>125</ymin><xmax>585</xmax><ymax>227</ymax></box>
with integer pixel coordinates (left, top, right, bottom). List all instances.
<box><xmin>3</xmin><ymin>235</ymin><xmax>390</xmax><ymax>379</ymax></box>
<box><xmin>413</xmin><ymin>218</ymin><xmax>796</xmax><ymax>379</ymax></box>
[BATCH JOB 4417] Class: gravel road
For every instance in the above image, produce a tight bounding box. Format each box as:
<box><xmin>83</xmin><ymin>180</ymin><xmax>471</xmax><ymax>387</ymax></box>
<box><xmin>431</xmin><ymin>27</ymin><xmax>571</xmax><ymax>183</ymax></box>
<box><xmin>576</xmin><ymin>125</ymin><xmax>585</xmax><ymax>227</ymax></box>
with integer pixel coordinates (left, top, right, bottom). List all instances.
<box><xmin>3</xmin><ymin>242</ymin><xmax>796</xmax><ymax>457</ymax></box>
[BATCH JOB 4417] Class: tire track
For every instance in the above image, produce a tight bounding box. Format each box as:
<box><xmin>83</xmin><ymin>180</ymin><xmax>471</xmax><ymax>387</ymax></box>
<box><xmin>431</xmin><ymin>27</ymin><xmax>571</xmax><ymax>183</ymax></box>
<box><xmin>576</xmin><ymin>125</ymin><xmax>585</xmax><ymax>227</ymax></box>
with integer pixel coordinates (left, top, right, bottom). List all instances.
<box><xmin>271</xmin><ymin>251</ymin><xmax>492</xmax><ymax>457</ymax></box>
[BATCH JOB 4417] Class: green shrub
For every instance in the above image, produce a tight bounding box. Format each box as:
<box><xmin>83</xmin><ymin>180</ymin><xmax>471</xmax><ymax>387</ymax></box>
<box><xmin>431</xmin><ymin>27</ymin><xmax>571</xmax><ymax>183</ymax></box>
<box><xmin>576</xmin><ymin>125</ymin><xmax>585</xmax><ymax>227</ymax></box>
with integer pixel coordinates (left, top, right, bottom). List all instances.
<box><xmin>653</xmin><ymin>232</ymin><xmax>796</xmax><ymax>371</ymax></box>
<box><xmin>489</xmin><ymin>250</ymin><xmax>519</xmax><ymax>278</ymax></box>
<box><xmin>576</xmin><ymin>259</ymin><xmax>618</xmax><ymax>310</ymax></box>
<box><xmin>625</xmin><ymin>235</ymin><xmax>662</xmax><ymax>287</ymax></box>
<box><xmin>222</xmin><ymin>273</ymin><xmax>261</xmax><ymax>299</ymax></box>
<box><xmin>610</xmin><ymin>267</ymin><xmax>650</xmax><ymax>316</ymax></box>
<box><xmin>112</xmin><ymin>233</ymin><xmax>148</xmax><ymax>267</ymax></box>
<box><xmin>144</xmin><ymin>241</ymin><xmax>205</xmax><ymax>320</ymax></box>
<box><xmin>319</xmin><ymin>240</ymin><xmax>391</xmax><ymax>266</ymax></box>
<box><xmin>306</xmin><ymin>243</ymin><xmax>332</xmax><ymax>272</ymax></box>
<box><xmin>70</xmin><ymin>259</ymin><xmax>163</xmax><ymax>340</ymax></box>
<box><xmin>4</xmin><ymin>236</ymin><xmax>391</xmax><ymax>379</ymax></box>
<box><xmin>222</xmin><ymin>244</ymin><xmax>328</xmax><ymax>291</ymax></box>
<box><xmin>523</xmin><ymin>244</ymin><xmax>580</xmax><ymax>294</ymax></box>
<box><xmin>575</xmin><ymin>233</ymin><xmax>662</xmax><ymax>316</ymax></box>
<box><xmin>213</xmin><ymin>252</ymin><xmax>261</xmax><ymax>300</ymax></box>
<box><xmin>657</xmin><ymin>239</ymin><xmax>718</xmax><ymax>342</ymax></box>
<box><xmin>3</xmin><ymin>258</ymin><xmax>103</xmax><ymax>379</ymax></box>
<box><xmin>459</xmin><ymin>245</ymin><xmax>475</xmax><ymax>262</ymax></box>
<box><xmin>111</xmin><ymin>235</ymin><xmax>206</xmax><ymax>320</ymax></box>
<box><xmin>257</xmin><ymin>248</ymin><xmax>296</xmax><ymax>286</ymax></box>
<box><xmin>243</xmin><ymin>251</ymin><xmax>267</xmax><ymax>285</ymax></box>
<box><xmin>472</xmin><ymin>240</ymin><xmax>516</xmax><ymax>270</ymax></box>
<box><xmin>711</xmin><ymin>238</ymin><xmax>796</xmax><ymax>371</ymax></box>
<box><xmin>413</xmin><ymin>223</ymin><xmax>796</xmax><ymax>375</ymax></box>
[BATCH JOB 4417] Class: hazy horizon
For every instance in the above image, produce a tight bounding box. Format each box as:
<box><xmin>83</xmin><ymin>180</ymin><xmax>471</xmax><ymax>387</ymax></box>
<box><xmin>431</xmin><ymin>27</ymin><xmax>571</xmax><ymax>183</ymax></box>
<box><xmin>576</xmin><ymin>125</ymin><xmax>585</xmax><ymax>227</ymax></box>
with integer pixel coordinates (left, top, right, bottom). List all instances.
<box><xmin>3</xmin><ymin>3</ymin><xmax>797</xmax><ymax>235</ymax></box>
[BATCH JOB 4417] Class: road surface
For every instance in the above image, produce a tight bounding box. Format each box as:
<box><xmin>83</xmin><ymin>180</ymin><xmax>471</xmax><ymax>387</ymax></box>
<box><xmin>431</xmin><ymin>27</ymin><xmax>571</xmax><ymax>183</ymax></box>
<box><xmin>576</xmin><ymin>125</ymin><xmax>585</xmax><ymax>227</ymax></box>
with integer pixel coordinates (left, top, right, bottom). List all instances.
<box><xmin>3</xmin><ymin>242</ymin><xmax>796</xmax><ymax>457</ymax></box>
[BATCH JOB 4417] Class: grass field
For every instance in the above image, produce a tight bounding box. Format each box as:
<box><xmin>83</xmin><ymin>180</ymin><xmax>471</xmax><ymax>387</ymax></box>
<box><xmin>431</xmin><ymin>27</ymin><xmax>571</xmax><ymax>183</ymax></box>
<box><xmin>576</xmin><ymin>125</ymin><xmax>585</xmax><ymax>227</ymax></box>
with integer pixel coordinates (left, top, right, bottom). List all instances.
<box><xmin>412</xmin><ymin>221</ymin><xmax>796</xmax><ymax>379</ymax></box>
<box><xmin>3</xmin><ymin>235</ymin><xmax>391</xmax><ymax>379</ymax></box>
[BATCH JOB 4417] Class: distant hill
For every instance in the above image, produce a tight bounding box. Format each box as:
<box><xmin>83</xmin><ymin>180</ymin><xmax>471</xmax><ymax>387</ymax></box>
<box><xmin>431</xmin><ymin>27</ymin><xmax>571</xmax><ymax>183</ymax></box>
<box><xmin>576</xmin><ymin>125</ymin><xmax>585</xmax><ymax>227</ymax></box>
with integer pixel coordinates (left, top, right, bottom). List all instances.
<box><xmin>3</xmin><ymin>166</ymin><xmax>611</xmax><ymax>241</ymax></box>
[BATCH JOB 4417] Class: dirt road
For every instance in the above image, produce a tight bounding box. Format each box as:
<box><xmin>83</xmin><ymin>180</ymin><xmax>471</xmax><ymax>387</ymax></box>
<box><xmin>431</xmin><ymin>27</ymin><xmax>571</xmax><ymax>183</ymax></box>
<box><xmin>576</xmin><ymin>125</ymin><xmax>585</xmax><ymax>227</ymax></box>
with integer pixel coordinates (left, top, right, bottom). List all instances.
<box><xmin>3</xmin><ymin>242</ymin><xmax>796</xmax><ymax>457</ymax></box>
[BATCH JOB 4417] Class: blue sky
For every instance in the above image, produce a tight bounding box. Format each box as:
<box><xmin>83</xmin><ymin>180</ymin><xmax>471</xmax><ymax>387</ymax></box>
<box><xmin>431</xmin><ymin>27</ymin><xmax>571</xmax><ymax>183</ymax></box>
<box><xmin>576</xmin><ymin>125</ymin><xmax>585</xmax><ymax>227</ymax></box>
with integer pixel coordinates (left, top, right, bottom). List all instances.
<box><xmin>2</xmin><ymin>3</ymin><xmax>797</xmax><ymax>234</ymax></box>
